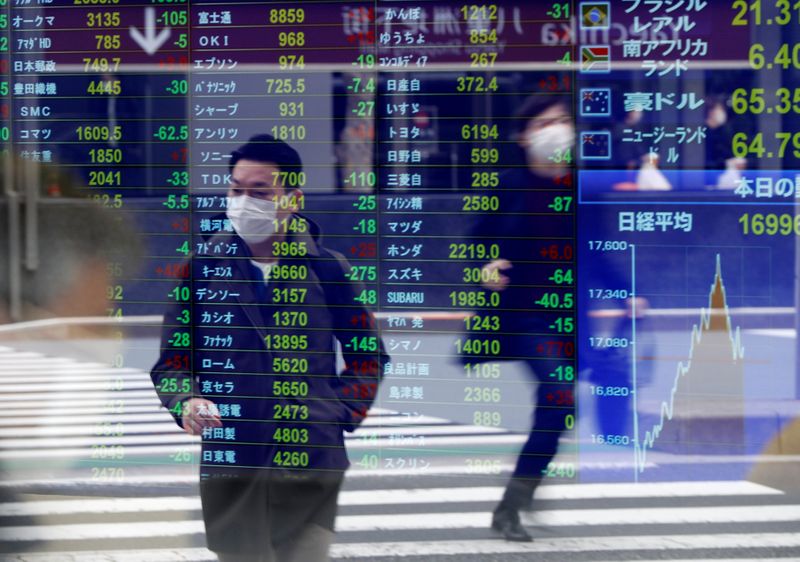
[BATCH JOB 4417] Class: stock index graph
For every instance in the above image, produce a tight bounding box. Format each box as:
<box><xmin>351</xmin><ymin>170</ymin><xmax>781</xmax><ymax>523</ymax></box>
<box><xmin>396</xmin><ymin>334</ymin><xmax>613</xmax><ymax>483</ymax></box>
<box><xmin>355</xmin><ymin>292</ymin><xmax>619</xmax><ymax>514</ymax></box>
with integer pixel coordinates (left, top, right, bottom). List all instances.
<box><xmin>578</xmin><ymin>182</ymin><xmax>793</xmax><ymax>483</ymax></box>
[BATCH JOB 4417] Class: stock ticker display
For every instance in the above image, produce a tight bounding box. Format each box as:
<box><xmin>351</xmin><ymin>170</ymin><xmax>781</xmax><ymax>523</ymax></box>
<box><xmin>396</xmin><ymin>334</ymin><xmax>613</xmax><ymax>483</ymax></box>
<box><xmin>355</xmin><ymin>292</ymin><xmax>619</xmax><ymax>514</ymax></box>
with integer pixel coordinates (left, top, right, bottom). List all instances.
<box><xmin>0</xmin><ymin>0</ymin><xmax>797</xmax><ymax>487</ymax></box>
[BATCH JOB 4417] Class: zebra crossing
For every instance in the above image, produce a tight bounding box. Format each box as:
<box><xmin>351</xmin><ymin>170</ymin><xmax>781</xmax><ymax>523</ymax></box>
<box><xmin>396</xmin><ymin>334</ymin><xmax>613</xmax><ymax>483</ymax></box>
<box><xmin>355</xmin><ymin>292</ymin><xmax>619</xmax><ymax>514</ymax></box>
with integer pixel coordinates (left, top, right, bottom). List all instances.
<box><xmin>0</xmin><ymin>344</ymin><xmax>798</xmax><ymax>560</ymax></box>
<box><xmin>0</xmin><ymin>480</ymin><xmax>797</xmax><ymax>560</ymax></box>
<box><xmin>0</xmin><ymin>344</ymin><xmax>526</xmax><ymax>468</ymax></box>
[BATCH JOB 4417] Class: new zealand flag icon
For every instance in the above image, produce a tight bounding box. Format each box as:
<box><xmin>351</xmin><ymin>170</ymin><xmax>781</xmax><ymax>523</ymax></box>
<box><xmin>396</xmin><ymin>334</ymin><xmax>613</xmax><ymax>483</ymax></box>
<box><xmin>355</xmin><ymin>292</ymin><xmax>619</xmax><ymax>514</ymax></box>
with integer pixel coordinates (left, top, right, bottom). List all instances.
<box><xmin>580</xmin><ymin>131</ymin><xmax>612</xmax><ymax>161</ymax></box>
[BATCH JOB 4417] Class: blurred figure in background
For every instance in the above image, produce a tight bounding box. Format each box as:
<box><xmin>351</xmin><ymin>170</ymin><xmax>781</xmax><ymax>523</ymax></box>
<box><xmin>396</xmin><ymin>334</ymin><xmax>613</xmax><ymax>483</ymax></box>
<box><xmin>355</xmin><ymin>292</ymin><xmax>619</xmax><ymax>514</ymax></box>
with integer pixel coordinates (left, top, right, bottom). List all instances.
<box><xmin>466</xmin><ymin>96</ymin><xmax>575</xmax><ymax>542</ymax></box>
<box><xmin>0</xmin><ymin>159</ymin><xmax>141</xmax><ymax>555</ymax></box>
<box><xmin>0</xmin><ymin>159</ymin><xmax>139</xmax><ymax>323</ymax></box>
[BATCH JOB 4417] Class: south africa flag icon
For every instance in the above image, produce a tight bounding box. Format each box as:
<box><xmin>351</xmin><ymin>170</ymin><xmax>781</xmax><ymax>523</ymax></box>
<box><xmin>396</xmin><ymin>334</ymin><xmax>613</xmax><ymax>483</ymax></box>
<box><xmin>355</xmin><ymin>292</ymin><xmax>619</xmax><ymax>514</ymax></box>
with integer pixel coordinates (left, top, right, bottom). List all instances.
<box><xmin>581</xmin><ymin>2</ymin><xmax>610</xmax><ymax>29</ymax></box>
<box><xmin>580</xmin><ymin>45</ymin><xmax>611</xmax><ymax>73</ymax></box>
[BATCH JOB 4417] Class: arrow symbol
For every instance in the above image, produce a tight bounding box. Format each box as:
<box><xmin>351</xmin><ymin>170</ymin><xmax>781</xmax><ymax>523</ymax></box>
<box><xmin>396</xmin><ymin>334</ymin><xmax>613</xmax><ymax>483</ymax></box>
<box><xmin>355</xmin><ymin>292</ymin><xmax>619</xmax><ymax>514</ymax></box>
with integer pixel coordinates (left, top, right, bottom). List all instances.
<box><xmin>130</xmin><ymin>7</ymin><xmax>171</xmax><ymax>55</ymax></box>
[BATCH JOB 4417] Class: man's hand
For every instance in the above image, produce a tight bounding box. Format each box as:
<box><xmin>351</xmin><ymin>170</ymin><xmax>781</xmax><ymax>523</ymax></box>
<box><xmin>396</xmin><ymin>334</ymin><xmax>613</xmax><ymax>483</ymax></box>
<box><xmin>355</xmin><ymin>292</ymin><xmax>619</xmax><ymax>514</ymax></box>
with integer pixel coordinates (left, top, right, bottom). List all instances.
<box><xmin>181</xmin><ymin>397</ymin><xmax>223</xmax><ymax>436</ymax></box>
<box><xmin>481</xmin><ymin>259</ymin><xmax>512</xmax><ymax>291</ymax></box>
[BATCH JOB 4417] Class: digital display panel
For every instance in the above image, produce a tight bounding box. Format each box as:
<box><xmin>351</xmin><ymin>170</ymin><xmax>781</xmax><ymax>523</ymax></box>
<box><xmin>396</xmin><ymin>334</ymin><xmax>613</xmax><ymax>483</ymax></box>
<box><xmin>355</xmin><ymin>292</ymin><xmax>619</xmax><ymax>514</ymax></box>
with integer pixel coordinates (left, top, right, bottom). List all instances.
<box><xmin>0</xmin><ymin>1</ymin><xmax>798</xmax><ymax>560</ymax></box>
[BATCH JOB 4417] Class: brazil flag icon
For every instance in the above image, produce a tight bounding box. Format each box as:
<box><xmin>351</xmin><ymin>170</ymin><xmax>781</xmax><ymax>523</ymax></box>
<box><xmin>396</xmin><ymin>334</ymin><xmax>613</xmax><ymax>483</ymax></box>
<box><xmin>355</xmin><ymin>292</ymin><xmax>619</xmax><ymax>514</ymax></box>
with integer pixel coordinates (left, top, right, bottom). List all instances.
<box><xmin>581</xmin><ymin>2</ymin><xmax>610</xmax><ymax>29</ymax></box>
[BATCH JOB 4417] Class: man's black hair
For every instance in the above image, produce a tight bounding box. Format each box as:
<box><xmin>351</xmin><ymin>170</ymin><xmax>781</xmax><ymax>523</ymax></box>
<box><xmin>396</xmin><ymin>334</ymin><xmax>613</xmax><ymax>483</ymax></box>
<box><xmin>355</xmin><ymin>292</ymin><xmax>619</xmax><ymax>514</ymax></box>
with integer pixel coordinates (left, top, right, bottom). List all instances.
<box><xmin>229</xmin><ymin>134</ymin><xmax>303</xmax><ymax>175</ymax></box>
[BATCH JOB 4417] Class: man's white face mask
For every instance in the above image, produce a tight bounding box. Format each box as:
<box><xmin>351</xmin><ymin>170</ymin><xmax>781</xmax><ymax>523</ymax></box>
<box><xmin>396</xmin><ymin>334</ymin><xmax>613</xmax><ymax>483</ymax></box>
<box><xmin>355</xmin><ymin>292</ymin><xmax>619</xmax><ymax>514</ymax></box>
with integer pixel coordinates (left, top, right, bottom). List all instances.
<box><xmin>707</xmin><ymin>105</ymin><xmax>728</xmax><ymax>129</ymax></box>
<box><xmin>226</xmin><ymin>195</ymin><xmax>278</xmax><ymax>244</ymax></box>
<box><xmin>526</xmin><ymin>123</ymin><xmax>575</xmax><ymax>165</ymax></box>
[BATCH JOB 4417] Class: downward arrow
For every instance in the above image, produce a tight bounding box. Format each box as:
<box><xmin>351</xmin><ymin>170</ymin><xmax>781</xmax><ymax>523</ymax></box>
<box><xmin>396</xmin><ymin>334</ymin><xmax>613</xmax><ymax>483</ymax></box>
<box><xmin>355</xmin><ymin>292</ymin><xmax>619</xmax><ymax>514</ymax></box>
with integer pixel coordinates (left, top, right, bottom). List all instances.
<box><xmin>130</xmin><ymin>7</ymin><xmax>171</xmax><ymax>55</ymax></box>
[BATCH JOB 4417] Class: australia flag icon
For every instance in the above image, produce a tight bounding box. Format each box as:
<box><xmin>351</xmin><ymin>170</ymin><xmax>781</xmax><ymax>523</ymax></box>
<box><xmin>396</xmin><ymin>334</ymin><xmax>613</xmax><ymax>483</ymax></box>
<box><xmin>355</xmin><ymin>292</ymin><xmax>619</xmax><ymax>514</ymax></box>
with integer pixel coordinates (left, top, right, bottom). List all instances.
<box><xmin>580</xmin><ymin>88</ymin><xmax>611</xmax><ymax>117</ymax></box>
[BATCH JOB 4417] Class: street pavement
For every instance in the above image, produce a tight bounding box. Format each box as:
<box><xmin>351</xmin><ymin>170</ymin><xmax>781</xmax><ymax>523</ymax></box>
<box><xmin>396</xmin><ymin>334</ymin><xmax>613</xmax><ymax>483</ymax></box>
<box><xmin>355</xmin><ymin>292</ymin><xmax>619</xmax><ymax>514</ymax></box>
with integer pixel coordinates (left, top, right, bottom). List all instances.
<box><xmin>0</xmin><ymin>344</ymin><xmax>798</xmax><ymax>561</ymax></box>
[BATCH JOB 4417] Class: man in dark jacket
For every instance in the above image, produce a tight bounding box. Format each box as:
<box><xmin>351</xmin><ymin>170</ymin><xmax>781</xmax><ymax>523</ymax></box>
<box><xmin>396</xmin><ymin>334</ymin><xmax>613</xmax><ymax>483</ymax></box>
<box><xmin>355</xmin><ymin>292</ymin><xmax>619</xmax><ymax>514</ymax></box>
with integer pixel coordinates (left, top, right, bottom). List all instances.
<box><xmin>150</xmin><ymin>135</ymin><xmax>387</xmax><ymax>562</ymax></box>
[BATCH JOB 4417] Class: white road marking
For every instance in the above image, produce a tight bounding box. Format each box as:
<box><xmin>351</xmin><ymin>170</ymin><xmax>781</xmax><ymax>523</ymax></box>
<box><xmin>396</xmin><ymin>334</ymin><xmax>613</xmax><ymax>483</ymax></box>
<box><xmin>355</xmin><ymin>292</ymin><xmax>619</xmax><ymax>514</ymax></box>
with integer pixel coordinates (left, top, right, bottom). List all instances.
<box><xmin>2</xmin><ymin>505</ymin><xmax>797</xmax><ymax>541</ymax></box>
<box><xmin>329</xmin><ymin>534</ymin><xmax>800</xmax><ymax>558</ymax></box>
<box><xmin>0</xmin><ymin>481</ymin><xmax>781</xmax><ymax>517</ymax></box>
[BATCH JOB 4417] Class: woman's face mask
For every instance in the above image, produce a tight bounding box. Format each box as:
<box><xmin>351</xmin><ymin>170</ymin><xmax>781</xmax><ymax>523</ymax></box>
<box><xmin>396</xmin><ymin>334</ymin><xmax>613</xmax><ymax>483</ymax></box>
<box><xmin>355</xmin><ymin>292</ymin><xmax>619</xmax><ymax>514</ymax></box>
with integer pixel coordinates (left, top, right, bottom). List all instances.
<box><xmin>226</xmin><ymin>195</ymin><xmax>278</xmax><ymax>244</ymax></box>
<box><xmin>525</xmin><ymin>123</ymin><xmax>575</xmax><ymax>166</ymax></box>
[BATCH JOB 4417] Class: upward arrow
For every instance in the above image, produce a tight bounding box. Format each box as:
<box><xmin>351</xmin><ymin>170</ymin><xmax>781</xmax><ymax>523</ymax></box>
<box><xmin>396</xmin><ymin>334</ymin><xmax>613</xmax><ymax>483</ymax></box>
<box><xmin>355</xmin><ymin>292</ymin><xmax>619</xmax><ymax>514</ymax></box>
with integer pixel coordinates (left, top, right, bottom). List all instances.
<box><xmin>130</xmin><ymin>7</ymin><xmax>171</xmax><ymax>55</ymax></box>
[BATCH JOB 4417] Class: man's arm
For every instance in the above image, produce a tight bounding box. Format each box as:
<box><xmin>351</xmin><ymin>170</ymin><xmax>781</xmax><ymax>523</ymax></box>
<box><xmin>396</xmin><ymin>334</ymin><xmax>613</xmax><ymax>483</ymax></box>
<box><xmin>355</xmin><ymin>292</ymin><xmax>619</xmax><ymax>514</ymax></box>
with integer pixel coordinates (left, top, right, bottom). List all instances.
<box><xmin>149</xmin><ymin>277</ymin><xmax>221</xmax><ymax>434</ymax></box>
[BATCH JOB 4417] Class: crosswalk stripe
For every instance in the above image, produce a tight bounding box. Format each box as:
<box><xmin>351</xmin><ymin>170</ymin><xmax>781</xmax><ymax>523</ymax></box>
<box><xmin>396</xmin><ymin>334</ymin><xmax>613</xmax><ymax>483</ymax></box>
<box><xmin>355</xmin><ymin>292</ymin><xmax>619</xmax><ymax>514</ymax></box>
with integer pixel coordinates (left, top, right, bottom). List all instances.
<box><xmin>0</xmin><ymin>481</ymin><xmax>782</xmax><ymax>517</ymax></box>
<box><xmin>0</xmin><ymin>432</ymin><xmax>526</xmax><ymax>451</ymax></box>
<box><xmin>2</xmin><ymin>505</ymin><xmax>799</xmax><ymax>544</ymax></box>
<box><xmin>334</xmin><ymin>504</ymin><xmax>800</xmax><ymax>531</ymax></box>
<box><xmin>2</xmin><ymin>505</ymin><xmax>798</xmax><ymax>541</ymax></box>
<box><xmin>0</xmin><ymin>360</ymin><xmax>99</xmax><ymax>367</ymax></box>
<box><xmin>0</xmin><ymin>432</ymin><xmax>524</xmax><ymax>453</ymax></box>
<box><xmin>340</xmin><ymin>481</ymin><xmax>783</xmax><ymax>504</ymax></box>
<box><xmin>0</xmin><ymin>497</ymin><xmax>199</xmax><ymax>517</ymax></box>
<box><xmin>0</xmin><ymin>381</ymin><xmax>157</xmax><ymax>392</ymax></box>
<box><xmin>0</xmin><ymin>413</ymin><xmax>178</xmax><ymax>426</ymax></box>
<box><xmin>0</xmin><ymin>433</ymin><xmax>193</xmax><ymax>449</ymax></box>
<box><xmin>0</xmin><ymin>520</ymin><xmax>205</xmax><ymax>541</ymax></box>
<box><xmin>353</xmin><ymin>424</ymin><xmax>508</xmax><ymax>437</ymax></box>
<box><xmin>0</xmin><ymin>399</ymin><xmax>162</xmax><ymax>411</ymax></box>
<box><xmin>0</xmin><ymin>411</ymin><xmax>475</xmax><ymax>433</ymax></box>
<box><xmin>0</xmin><ymin>444</ymin><xmax>194</xmax><ymax>460</ymax></box>
<box><xmin>0</xmin><ymin>405</ymin><xmax>163</xmax><ymax>418</ymax></box>
<box><xmin>3</xmin><ymin>552</ymin><xmax>796</xmax><ymax>562</ymax></box>
<box><xmin>0</xmin><ymin>373</ymin><xmax>150</xmax><ymax>384</ymax></box>
<box><xmin>0</xmin><ymin>549</ymin><xmax>217</xmax><ymax>562</ymax></box>
<box><xmin>0</xmin><ymin>367</ymin><xmax>141</xmax><ymax>376</ymax></box>
<box><xmin>0</xmin><ymin>417</ymin><xmax>489</xmax><ymax>437</ymax></box>
<box><xmin>0</xmin><ymin>349</ymin><xmax>47</xmax><ymax>354</ymax></box>
<box><xmin>0</xmin><ymin>391</ymin><xmax>160</xmax><ymax>402</ymax></box>
<box><xmin>329</xmin><ymin>534</ymin><xmax>800</xmax><ymax>558</ymax></box>
<box><xmin>0</xmin><ymin>423</ymin><xmax>181</xmax><ymax>438</ymax></box>
<box><xmin>0</xmin><ymin>474</ymin><xmax>200</xmax><ymax>489</ymax></box>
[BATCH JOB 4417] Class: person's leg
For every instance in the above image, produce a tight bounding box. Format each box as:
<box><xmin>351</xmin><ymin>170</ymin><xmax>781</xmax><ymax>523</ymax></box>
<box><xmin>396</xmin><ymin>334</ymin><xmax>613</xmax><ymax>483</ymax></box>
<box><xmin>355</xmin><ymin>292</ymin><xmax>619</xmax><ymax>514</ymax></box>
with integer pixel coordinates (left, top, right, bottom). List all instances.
<box><xmin>273</xmin><ymin>522</ymin><xmax>335</xmax><ymax>562</ymax></box>
<box><xmin>216</xmin><ymin>551</ymin><xmax>274</xmax><ymax>562</ymax></box>
<box><xmin>268</xmin><ymin>472</ymin><xmax>342</xmax><ymax>561</ymax></box>
<box><xmin>492</xmin><ymin>359</ymin><xmax>574</xmax><ymax>541</ymax></box>
<box><xmin>202</xmin><ymin>473</ymin><xmax>276</xmax><ymax>561</ymax></box>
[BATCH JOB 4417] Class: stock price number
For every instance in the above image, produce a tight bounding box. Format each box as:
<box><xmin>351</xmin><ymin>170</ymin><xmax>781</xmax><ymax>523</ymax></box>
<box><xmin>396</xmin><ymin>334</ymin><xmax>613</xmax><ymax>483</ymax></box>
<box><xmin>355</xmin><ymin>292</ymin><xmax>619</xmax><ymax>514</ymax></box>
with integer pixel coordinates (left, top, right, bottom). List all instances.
<box><xmin>272</xmin><ymin>380</ymin><xmax>309</xmax><ymax>397</ymax></box>
<box><xmin>748</xmin><ymin>43</ymin><xmax>800</xmax><ymax>69</ymax></box>
<box><xmin>733</xmin><ymin>0</ymin><xmax>800</xmax><ymax>25</ymax></box>
<box><xmin>739</xmin><ymin>213</ymin><xmax>800</xmax><ymax>235</ymax></box>
<box><xmin>264</xmin><ymin>334</ymin><xmax>308</xmax><ymax>351</ymax></box>
<box><xmin>590</xmin><ymin>385</ymin><xmax>630</xmax><ymax>396</ymax></box>
<box><xmin>157</xmin><ymin>377</ymin><xmax>192</xmax><ymax>394</ymax></box>
<box><xmin>473</xmin><ymin>410</ymin><xmax>502</xmax><ymax>426</ymax></box>
<box><xmin>449</xmin><ymin>243</ymin><xmax>500</xmax><ymax>260</ymax></box>
<box><xmin>464</xmin><ymin>385</ymin><xmax>501</xmax><ymax>403</ymax></box>
<box><xmin>732</xmin><ymin>87</ymin><xmax>800</xmax><ymax>114</ymax></box>
<box><xmin>455</xmin><ymin>338</ymin><xmax>501</xmax><ymax>356</ymax></box>
<box><xmin>272</xmin><ymin>357</ymin><xmax>309</xmax><ymax>374</ymax></box>
<box><xmin>542</xmin><ymin>461</ymin><xmax>576</xmax><ymax>479</ymax></box>
<box><xmin>449</xmin><ymin>290</ymin><xmax>500</xmax><ymax>308</ymax></box>
<box><xmin>273</xmin><ymin>450</ymin><xmax>309</xmax><ymax>467</ymax></box>
<box><xmin>732</xmin><ymin>132</ymin><xmax>800</xmax><ymax>158</ymax></box>
<box><xmin>273</xmin><ymin>404</ymin><xmax>309</xmax><ymax>421</ymax></box>
<box><xmin>461</xmin><ymin>4</ymin><xmax>498</xmax><ymax>20</ymax></box>
<box><xmin>591</xmin><ymin>433</ymin><xmax>630</xmax><ymax>445</ymax></box>
<box><xmin>535</xmin><ymin>292</ymin><xmax>574</xmax><ymax>309</ymax></box>
<box><xmin>463</xmin><ymin>314</ymin><xmax>500</xmax><ymax>331</ymax></box>
<box><xmin>271</xmin><ymin>264</ymin><xmax>308</xmax><ymax>281</ymax></box>
<box><xmin>273</xmin><ymin>427</ymin><xmax>309</xmax><ymax>444</ymax></box>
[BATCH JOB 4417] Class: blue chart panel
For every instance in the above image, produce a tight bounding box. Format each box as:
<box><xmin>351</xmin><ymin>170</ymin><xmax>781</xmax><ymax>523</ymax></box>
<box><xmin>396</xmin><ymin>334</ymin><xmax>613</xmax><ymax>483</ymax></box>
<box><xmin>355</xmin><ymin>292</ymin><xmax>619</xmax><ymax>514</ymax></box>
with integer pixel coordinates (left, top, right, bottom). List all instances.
<box><xmin>577</xmin><ymin>174</ymin><xmax>797</xmax><ymax>483</ymax></box>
